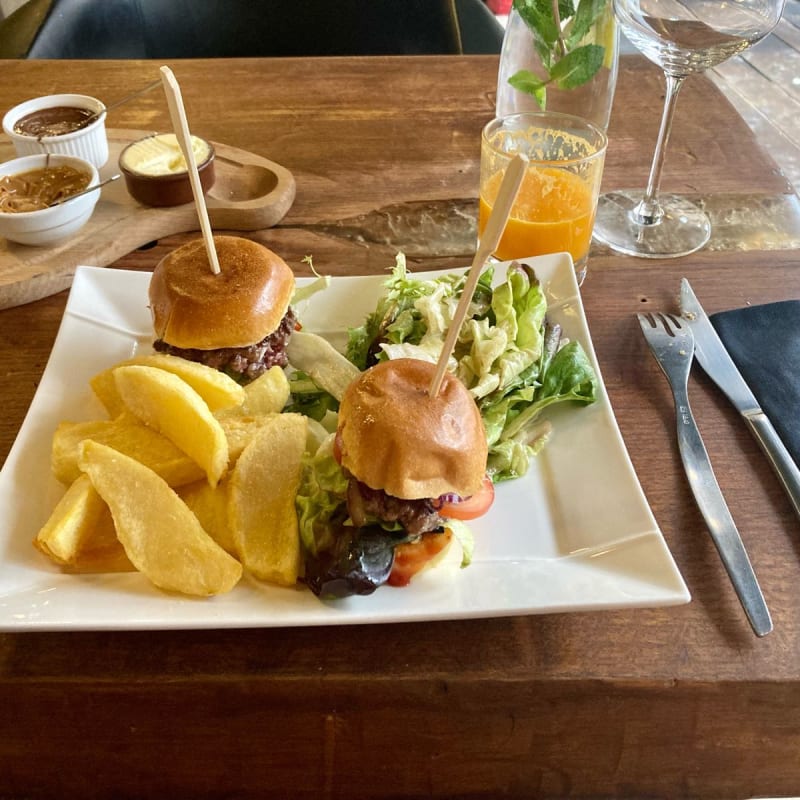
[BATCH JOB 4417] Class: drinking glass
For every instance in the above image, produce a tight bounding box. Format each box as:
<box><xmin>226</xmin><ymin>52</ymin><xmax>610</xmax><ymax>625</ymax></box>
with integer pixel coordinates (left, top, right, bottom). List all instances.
<box><xmin>592</xmin><ymin>0</ymin><xmax>786</xmax><ymax>258</ymax></box>
<box><xmin>495</xmin><ymin>0</ymin><xmax>620</xmax><ymax>132</ymax></box>
<box><xmin>480</xmin><ymin>112</ymin><xmax>607</xmax><ymax>284</ymax></box>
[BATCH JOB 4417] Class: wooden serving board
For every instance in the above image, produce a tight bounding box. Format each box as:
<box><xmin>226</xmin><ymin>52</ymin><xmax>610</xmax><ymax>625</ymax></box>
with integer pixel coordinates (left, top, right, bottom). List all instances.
<box><xmin>0</xmin><ymin>128</ymin><xmax>296</xmax><ymax>310</ymax></box>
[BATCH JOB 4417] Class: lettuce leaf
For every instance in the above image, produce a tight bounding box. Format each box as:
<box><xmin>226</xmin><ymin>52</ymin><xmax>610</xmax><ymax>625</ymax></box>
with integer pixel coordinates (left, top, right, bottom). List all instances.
<box><xmin>295</xmin><ymin>434</ymin><xmax>349</xmax><ymax>556</ymax></box>
<box><xmin>448</xmin><ymin>519</ymin><xmax>475</xmax><ymax>568</ymax></box>
<box><xmin>500</xmin><ymin>341</ymin><xmax>597</xmax><ymax>442</ymax></box>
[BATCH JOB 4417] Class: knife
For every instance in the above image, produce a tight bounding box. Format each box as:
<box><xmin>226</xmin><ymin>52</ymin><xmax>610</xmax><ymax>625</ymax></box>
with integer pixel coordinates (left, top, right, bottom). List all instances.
<box><xmin>680</xmin><ymin>278</ymin><xmax>800</xmax><ymax>522</ymax></box>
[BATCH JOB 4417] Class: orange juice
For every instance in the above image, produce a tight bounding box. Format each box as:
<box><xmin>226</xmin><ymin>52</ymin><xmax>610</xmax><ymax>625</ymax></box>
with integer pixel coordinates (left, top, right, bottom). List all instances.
<box><xmin>479</xmin><ymin>165</ymin><xmax>595</xmax><ymax>263</ymax></box>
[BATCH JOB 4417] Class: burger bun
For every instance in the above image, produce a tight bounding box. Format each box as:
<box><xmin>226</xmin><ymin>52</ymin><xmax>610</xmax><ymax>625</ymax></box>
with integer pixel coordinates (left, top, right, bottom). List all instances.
<box><xmin>337</xmin><ymin>358</ymin><xmax>487</xmax><ymax>500</ymax></box>
<box><xmin>149</xmin><ymin>235</ymin><xmax>295</xmax><ymax>350</ymax></box>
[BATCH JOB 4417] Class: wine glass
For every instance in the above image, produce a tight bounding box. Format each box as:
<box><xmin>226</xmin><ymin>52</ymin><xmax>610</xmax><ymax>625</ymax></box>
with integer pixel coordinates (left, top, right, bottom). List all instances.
<box><xmin>592</xmin><ymin>0</ymin><xmax>786</xmax><ymax>258</ymax></box>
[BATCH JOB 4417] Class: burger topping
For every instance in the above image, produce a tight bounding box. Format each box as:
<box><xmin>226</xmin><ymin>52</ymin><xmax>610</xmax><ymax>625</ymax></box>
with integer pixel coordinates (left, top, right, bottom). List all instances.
<box><xmin>154</xmin><ymin>307</ymin><xmax>296</xmax><ymax>384</ymax></box>
<box><xmin>433</xmin><ymin>474</ymin><xmax>495</xmax><ymax>520</ymax></box>
<box><xmin>387</xmin><ymin>530</ymin><xmax>453</xmax><ymax>587</ymax></box>
<box><xmin>345</xmin><ymin>478</ymin><xmax>444</xmax><ymax>538</ymax></box>
<box><xmin>303</xmin><ymin>523</ymin><xmax>395</xmax><ymax>599</ymax></box>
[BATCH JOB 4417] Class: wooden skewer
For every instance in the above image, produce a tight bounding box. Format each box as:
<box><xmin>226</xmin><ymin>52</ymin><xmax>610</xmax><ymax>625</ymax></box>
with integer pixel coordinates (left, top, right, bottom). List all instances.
<box><xmin>428</xmin><ymin>152</ymin><xmax>528</xmax><ymax>398</ymax></box>
<box><xmin>159</xmin><ymin>65</ymin><xmax>220</xmax><ymax>275</ymax></box>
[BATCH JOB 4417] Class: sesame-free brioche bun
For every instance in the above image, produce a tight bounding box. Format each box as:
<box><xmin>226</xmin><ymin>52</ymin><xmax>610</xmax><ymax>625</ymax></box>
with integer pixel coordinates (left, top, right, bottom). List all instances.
<box><xmin>149</xmin><ymin>235</ymin><xmax>295</xmax><ymax>350</ymax></box>
<box><xmin>337</xmin><ymin>358</ymin><xmax>488</xmax><ymax>500</ymax></box>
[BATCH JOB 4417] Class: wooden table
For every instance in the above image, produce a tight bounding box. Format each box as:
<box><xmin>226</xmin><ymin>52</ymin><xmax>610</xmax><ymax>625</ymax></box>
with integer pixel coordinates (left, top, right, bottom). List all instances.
<box><xmin>1</xmin><ymin>56</ymin><xmax>799</xmax><ymax>799</ymax></box>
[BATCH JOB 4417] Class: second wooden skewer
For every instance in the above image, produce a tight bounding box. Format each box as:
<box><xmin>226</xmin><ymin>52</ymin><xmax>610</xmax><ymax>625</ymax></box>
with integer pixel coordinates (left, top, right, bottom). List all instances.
<box><xmin>428</xmin><ymin>152</ymin><xmax>529</xmax><ymax>397</ymax></box>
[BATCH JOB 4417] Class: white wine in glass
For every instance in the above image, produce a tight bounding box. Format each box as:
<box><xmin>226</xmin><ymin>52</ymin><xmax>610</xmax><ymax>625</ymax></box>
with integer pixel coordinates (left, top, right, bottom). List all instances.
<box><xmin>593</xmin><ymin>0</ymin><xmax>786</xmax><ymax>258</ymax></box>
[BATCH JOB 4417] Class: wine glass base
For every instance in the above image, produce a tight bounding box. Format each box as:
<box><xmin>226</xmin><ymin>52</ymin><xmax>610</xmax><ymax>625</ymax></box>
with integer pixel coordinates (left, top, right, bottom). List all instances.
<box><xmin>593</xmin><ymin>191</ymin><xmax>711</xmax><ymax>259</ymax></box>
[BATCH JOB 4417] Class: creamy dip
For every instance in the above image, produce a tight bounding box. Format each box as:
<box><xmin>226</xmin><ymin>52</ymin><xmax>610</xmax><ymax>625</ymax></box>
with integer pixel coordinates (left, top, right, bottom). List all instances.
<box><xmin>120</xmin><ymin>134</ymin><xmax>212</xmax><ymax>176</ymax></box>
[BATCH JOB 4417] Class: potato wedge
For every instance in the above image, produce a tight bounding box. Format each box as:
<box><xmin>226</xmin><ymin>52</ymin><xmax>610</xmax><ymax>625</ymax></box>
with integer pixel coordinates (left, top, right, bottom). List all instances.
<box><xmin>64</xmin><ymin>523</ymin><xmax>136</xmax><ymax>574</ymax></box>
<box><xmin>92</xmin><ymin>354</ymin><xmax>245</xmax><ymax>416</ymax></box>
<box><xmin>34</xmin><ymin>475</ymin><xmax>134</xmax><ymax>573</ymax></box>
<box><xmin>52</xmin><ymin>415</ymin><xmax>203</xmax><ymax>487</ymax></box>
<box><xmin>178</xmin><ymin>478</ymin><xmax>235</xmax><ymax>555</ymax></box>
<box><xmin>79</xmin><ymin>440</ymin><xmax>242</xmax><ymax>596</ymax></box>
<box><xmin>216</xmin><ymin>367</ymin><xmax>290</xmax><ymax>424</ymax></box>
<box><xmin>229</xmin><ymin>413</ymin><xmax>307</xmax><ymax>585</ymax></box>
<box><xmin>238</xmin><ymin>365</ymin><xmax>290</xmax><ymax>416</ymax></box>
<box><xmin>219</xmin><ymin>413</ymin><xmax>284</xmax><ymax>465</ymax></box>
<box><xmin>113</xmin><ymin>365</ymin><xmax>228</xmax><ymax>487</ymax></box>
<box><xmin>35</xmin><ymin>474</ymin><xmax>105</xmax><ymax>564</ymax></box>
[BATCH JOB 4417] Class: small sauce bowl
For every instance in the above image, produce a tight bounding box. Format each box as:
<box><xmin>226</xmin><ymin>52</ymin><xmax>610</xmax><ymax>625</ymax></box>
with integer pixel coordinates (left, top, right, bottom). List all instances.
<box><xmin>2</xmin><ymin>94</ymin><xmax>109</xmax><ymax>169</ymax></box>
<box><xmin>0</xmin><ymin>154</ymin><xmax>100</xmax><ymax>246</ymax></box>
<box><xmin>119</xmin><ymin>133</ymin><xmax>215</xmax><ymax>207</ymax></box>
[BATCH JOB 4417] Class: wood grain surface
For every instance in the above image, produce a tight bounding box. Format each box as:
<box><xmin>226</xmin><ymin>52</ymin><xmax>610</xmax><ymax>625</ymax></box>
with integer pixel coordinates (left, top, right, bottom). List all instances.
<box><xmin>0</xmin><ymin>56</ymin><xmax>799</xmax><ymax>799</ymax></box>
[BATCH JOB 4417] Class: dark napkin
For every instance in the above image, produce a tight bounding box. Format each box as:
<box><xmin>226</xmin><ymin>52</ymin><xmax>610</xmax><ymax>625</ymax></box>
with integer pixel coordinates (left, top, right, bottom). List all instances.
<box><xmin>710</xmin><ymin>300</ymin><xmax>800</xmax><ymax>466</ymax></box>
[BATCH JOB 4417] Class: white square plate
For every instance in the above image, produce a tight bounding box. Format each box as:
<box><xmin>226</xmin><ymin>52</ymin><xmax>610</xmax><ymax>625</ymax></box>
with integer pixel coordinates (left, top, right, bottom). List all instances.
<box><xmin>0</xmin><ymin>254</ymin><xmax>689</xmax><ymax>630</ymax></box>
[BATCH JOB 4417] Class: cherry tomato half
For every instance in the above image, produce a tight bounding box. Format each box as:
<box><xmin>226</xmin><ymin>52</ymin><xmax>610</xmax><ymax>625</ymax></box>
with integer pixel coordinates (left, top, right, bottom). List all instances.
<box><xmin>388</xmin><ymin>529</ymin><xmax>453</xmax><ymax>587</ymax></box>
<box><xmin>436</xmin><ymin>474</ymin><xmax>495</xmax><ymax>520</ymax></box>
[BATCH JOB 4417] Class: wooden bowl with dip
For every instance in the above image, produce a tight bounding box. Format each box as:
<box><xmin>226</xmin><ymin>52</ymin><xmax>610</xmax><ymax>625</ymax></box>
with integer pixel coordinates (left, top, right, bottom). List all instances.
<box><xmin>119</xmin><ymin>133</ymin><xmax>215</xmax><ymax>207</ymax></box>
<box><xmin>2</xmin><ymin>94</ymin><xmax>109</xmax><ymax>169</ymax></box>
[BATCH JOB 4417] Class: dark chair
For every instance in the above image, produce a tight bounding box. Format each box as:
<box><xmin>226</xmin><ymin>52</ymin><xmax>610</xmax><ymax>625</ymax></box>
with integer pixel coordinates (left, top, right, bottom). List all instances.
<box><xmin>0</xmin><ymin>0</ymin><xmax>504</xmax><ymax>59</ymax></box>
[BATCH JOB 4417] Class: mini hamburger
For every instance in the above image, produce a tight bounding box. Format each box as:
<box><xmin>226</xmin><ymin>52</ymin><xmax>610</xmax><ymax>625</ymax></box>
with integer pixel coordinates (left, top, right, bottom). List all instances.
<box><xmin>303</xmin><ymin>357</ymin><xmax>494</xmax><ymax>597</ymax></box>
<box><xmin>149</xmin><ymin>235</ymin><xmax>296</xmax><ymax>384</ymax></box>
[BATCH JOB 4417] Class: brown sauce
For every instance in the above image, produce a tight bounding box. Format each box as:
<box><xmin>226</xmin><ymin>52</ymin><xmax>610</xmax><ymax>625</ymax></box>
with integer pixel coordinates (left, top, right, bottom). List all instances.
<box><xmin>0</xmin><ymin>165</ymin><xmax>91</xmax><ymax>213</ymax></box>
<box><xmin>13</xmin><ymin>105</ymin><xmax>96</xmax><ymax>138</ymax></box>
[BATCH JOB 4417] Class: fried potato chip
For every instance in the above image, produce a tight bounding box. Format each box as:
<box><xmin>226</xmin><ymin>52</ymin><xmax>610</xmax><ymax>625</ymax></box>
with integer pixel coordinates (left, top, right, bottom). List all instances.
<box><xmin>113</xmin><ymin>365</ymin><xmax>228</xmax><ymax>487</ymax></box>
<box><xmin>52</xmin><ymin>415</ymin><xmax>204</xmax><ymax>487</ymax></box>
<box><xmin>79</xmin><ymin>440</ymin><xmax>242</xmax><ymax>596</ymax></box>
<box><xmin>91</xmin><ymin>354</ymin><xmax>245</xmax><ymax>417</ymax></box>
<box><xmin>228</xmin><ymin>413</ymin><xmax>307</xmax><ymax>585</ymax></box>
<box><xmin>178</xmin><ymin>479</ymin><xmax>235</xmax><ymax>555</ymax></box>
<box><xmin>34</xmin><ymin>475</ymin><xmax>134</xmax><ymax>572</ymax></box>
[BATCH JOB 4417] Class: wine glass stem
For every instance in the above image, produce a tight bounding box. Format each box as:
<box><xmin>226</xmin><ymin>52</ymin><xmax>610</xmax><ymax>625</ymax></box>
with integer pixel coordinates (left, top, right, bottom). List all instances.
<box><xmin>633</xmin><ymin>72</ymin><xmax>686</xmax><ymax>226</ymax></box>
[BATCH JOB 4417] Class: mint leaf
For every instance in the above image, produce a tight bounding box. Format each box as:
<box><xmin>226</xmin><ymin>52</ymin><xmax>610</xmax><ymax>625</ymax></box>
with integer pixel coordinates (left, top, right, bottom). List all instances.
<box><xmin>557</xmin><ymin>0</ymin><xmax>576</xmax><ymax>21</ymax></box>
<box><xmin>549</xmin><ymin>44</ymin><xmax>604</xmax><ymax>89</ymax></box>
<box><xmin>566</xmin><ymin>0</ymin><xmax>607</xmax><ymax>47</ymax></box>
<box><xmin>508</xmin><ymin>69</ymin><xmax>548</xmax><ymax>109</ymax></box>
<box><xmin>513</xmin><ymin>0</ymin><xmax>560</xmax><ymax>48</ymax></box>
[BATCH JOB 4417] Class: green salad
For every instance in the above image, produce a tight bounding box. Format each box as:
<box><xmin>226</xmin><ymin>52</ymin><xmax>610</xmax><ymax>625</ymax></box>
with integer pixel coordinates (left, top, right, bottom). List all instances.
<box><xmin>345</xmin><ymin>254</ymin><xmax>598</xmax><ymax>481</ymax></box>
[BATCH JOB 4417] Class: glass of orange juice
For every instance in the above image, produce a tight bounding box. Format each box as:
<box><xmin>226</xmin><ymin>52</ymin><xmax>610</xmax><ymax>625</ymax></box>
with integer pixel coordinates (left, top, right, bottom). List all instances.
<box><xmin>479</xmin><ymin>111</ymin><xmax>607</xmax><ymax>284</ymax></box>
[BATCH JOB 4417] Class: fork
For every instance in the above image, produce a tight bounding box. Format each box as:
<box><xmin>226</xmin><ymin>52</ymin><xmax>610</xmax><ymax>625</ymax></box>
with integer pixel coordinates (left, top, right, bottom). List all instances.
<box><xmin>638</xmin><ymin>312</ymin><xmax>773</xmax><ymax>637</ymax></box>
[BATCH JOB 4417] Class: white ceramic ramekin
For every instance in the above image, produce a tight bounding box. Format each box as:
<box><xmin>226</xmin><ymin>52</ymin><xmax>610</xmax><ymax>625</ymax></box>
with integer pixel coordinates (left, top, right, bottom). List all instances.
<box><xmin>0</xmin><ymin>153</ymin><xmax>100</xmax><ymax>246</ymax></box>
<box><xmin>2</xmin><ymin>94</ymin><xmax>109</xmax><ymax>169</ymax></box>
